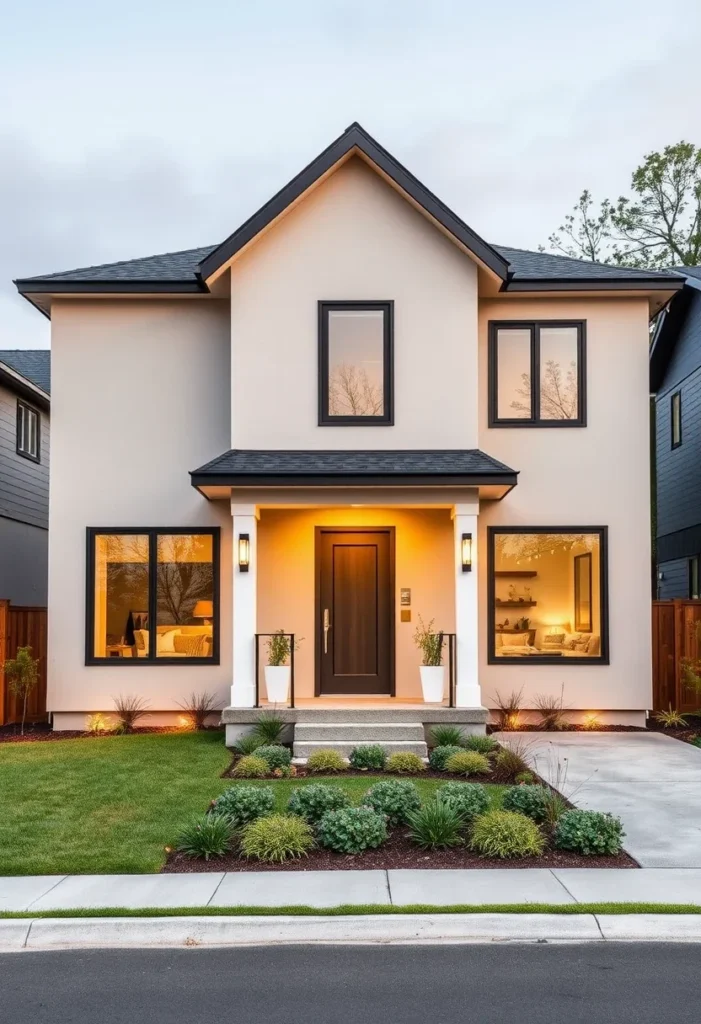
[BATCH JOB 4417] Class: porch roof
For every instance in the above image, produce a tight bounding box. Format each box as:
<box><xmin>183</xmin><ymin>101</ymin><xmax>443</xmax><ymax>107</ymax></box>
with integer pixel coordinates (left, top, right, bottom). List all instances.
<box><xmin>190</xmin><ymin>448</ymin><xmax>518</xmax><ymax>499</ymax></box>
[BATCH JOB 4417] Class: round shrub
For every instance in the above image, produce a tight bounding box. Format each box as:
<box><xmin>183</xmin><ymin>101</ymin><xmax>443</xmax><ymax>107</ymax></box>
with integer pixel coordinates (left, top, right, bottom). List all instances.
<box><xmin>502</xmin><ymin>784</ymin><xmax>549</xmax><ymax>823</ymax></box>
<box><xmin>361</xmin><ymin>780</ymin><xmax>421</xmax><ymax>826</ymax></box>
<box><xmin>232</xmin><ymin>755</ymin><xmax>269</xmax><ymax>779</ymax></box>
<box><xmin>254</xmin><ymin>744</ymin><xmax>292</xmax><ymax>771</ymax></box>
<box><xmin>349</xmin><ymin>745</ymin><xmax>387</xmax><ymax>771</ymax></box>
<box><xmin>241</xmin><ymin>814</ymin><xmax>315</xmax><ymax>863</ymax></box>
<box><xmin>386</xmin><ymin>752</ymin><xmax>426</xmax><ymax>774</ymax></box>
<box><xmin>317</xmin><ymin>806</ymin><xmax>388</xmax><ymax>854</ymax></box>
<box><xmin>554</xmin><ymin>810</ymin><xmax>625</xmax><ymax>856</ymax></box>
<box><xmin>212</xmin><ymin>785</ymin><xmax>275</xmax><ymax>826</ymax></box>
<box><xmin>464</xmin><ymin>734</ymin><xmax>498</xmax><ymax>754</ymax></box>
<box><xmin>306</xmin><ymin>749</ymin><xmax>347</xmax><ymax>774</ymax></box>
<box><xmin>437</xmin><ymin>781</ymin><xmax>490</xmax><ymax>821</ymax></box>
<box><xmin>444</xmin><ymin>751</ymin><xmax>491</xmax><ymax>777</ymax></box>
<box><xmin>406</xmin><ymin>800</ymin><xmax>466</xmax><ymax>849</ymax></box>
<box><xmin>176</xmin><ymin>814</ymin><xmax>235</xmax><ymax>861</ymax></box>
<box><xmin>470</xmin><ymin>810</ymin><xmax>545</xmax><ymax>859</ymax></box>
<box><xmin>428</xmin><ymin>745</ymin><xmax>464</xmax><ymax>771</ymax></box>
<box><xmin>287</xmin><ymin>783</ymin><xmax>352</xmax><ymax>823</ymax></box>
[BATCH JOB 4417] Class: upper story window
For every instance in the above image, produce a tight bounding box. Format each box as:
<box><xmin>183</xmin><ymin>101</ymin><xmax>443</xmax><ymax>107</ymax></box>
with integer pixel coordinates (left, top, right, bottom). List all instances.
<box><xmin>488</xmin><ymin>321</ymin><xmax>586</xmax><ymax>427</ymax></box>
<box><xmin>671</xmin><ymin>390</ymin><xmax>682</xmax><ymax>448</ymax></box>
<box><xmin>16</xmin><ymin>400</ymin><xmax>40</xmax><ymax>461</ymax></box>
<box><xmin>318</xmin><ymin>301</ymin><xmax>394</xmax><ymax>425</ymax></box>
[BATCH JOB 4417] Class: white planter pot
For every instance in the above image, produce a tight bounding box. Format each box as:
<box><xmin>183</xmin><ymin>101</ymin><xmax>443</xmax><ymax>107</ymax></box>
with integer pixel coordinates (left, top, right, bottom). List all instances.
<box><xmin>264</xmin><ymin>665</ymin><xmax>291</xmax><ymax>704</ymax></box>
<box><xmin>420</xmin><ymin>665</ymin><xmax>445</xmax><ymax>703</ymax></box>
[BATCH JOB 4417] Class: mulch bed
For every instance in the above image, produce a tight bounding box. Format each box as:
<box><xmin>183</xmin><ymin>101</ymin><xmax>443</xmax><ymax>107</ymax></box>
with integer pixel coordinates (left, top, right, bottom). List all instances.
<box><xmin>162</xmin><ymin>829</ymin><xmax>637</xmax><ymax>873</ymax></box>
<box><xmin>0</xmin><ymin>724</ymin><xmax>224</xmax><ymax>744</ymax></box>
<box><xmin>646</xmin><ymin>716</ymin><xmax>701</xmax><ymax>747</ymax></box>
<box><xmin>488</xmin><ymin>724</ymin><xmax>646</xmax><ymax>734</ymax></box>
<box><xmin>223</xmin><ymin>763</ymin><xmax>520</xmax><ymax>785</ymax></box>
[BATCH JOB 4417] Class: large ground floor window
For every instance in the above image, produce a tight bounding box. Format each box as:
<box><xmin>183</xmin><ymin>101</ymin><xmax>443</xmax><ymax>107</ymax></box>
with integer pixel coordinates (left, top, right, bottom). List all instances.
<box><xmin>86</xmin><ymin>527</ymin><xmax>220</xmax><ymax>664</ymax></box>
<box><xmin>488</xmin><ymin>526</ymin><xmax>608</xmax><ymax>664</ymax></box>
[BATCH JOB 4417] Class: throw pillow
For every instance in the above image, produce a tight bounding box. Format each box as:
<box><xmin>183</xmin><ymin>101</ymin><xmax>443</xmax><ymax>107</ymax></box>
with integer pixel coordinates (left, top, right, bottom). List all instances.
<box><xmin>562</xmin><ymin>633</ymin><xmax>581</xmax><ymax>650</ymax></box>
<box><xmin>156</xmin><ymin>629</ymin><xmax>181</xmax><ymax>654</ymax></box>
<box><xmin>543</xmin><ymin>632</ymin><xmax>565</xmax><ymax>648</ymax></box>
<box><xmin>506</xmin><ymin>632</ymin><xmax>529</xmax><ymax>647</ymax></box>
<box><xmin>173</xmin><ymin>633</ymin><xmax>208</xmax><ymax>657</ymax></box>
<box><xmin>133</xmin><ymin>629</ymin><xmax>149</xmax><ymax>655</ymax></box>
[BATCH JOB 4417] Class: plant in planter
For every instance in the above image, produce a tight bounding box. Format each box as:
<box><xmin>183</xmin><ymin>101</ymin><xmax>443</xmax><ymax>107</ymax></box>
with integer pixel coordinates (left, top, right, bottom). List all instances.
<box><xmin>264</xmin><ymin>631</ymin><xmax>303</xmax><ymax>704</ymax></box>
<box><xmin>413</xmin><ymin>616</ymin><xmax>445</xmax><ymax>703</ymax></box>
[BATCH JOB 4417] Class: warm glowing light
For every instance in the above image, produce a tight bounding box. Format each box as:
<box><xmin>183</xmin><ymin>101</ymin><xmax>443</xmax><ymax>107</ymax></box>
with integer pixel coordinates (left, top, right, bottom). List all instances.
<box><xmin>582</xmin><ymin>712</ymin><xmax>600</xmax><ymax>730</ymax></box>
<box><xmin>238</xmin><ymin>533</ymin><xmax>250</xmax><ymax>572</ymax></box>
<box><xmin>461</xmin><ymin>533</ymin><xmax>472</xmax><ymax>572</ymax></box>
<box><xmin>178</xmin><ymin>715</ymin><xmax>194</xmax><ymax>729</ymax></box>
<box><xmin>506</xmin><ymin>712</ymin><xmax>521</xmax><ymax>730</ymax></box>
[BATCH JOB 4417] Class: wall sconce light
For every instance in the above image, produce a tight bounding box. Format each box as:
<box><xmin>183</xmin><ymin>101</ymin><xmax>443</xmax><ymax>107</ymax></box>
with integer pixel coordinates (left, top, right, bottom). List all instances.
<box><xmin>461</xmin><ymin>533</ymin><xmax>472</xmax><ymax>572</ymax></box>
<box><xmin>238</xmin><ymin>533</ymin><xmax>250</xmax><ymax>572</ymax></box>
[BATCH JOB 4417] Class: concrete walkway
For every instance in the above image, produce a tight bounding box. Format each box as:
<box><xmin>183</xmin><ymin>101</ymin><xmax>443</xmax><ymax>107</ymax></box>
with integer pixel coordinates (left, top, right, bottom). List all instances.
<box><xmin>5</xmin><ymin>867</ymin><xmax>701</xmax><ymax>913</ymax></box>
<box><xmin>496</xmin><ymin>731</ymin><xmax>701</xmax><ymax>868</ymax></box>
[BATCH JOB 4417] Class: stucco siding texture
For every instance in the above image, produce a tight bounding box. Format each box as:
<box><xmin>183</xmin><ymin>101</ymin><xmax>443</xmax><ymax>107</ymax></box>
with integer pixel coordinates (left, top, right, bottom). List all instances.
<box><xmin>229</xmin><ymin>157</ymin><xmax>479</xmax><ymax>452</ymax></box>
<box><xmin>478</xmin><ymin>296</ymin><xmax>653</xmax><ymax>712</ymax></box>
<box><xmin>47</xmin><ymin>299</ymin><xmax>232</xmax><ymax>715</ymax></box>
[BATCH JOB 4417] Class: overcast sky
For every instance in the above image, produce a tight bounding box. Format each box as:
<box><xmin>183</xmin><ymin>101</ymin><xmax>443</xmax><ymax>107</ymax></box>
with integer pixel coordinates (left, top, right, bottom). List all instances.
<box><xmin>2</xmin><ymin>0</ymin><xmax>700</xmax><ymax>348</ymax></box>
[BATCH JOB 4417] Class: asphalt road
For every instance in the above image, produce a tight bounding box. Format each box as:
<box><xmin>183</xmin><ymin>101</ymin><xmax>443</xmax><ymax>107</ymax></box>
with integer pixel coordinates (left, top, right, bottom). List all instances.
<box><xmin>1</xmin><ymin>943</ymin><xmax>699</xmax><ymax>1023</ymax></box>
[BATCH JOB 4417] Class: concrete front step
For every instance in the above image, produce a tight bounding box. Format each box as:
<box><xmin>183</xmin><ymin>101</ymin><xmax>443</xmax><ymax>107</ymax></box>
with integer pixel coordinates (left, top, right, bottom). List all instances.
<box><xmin>295</xmin><ymin>722</ymin><xmax>426</xmax><ymax>743</ymax></box>
<box><xmin>293</xmin><ymin>740</ymin><xmax>429</xmax><ymax>758</ymax></box>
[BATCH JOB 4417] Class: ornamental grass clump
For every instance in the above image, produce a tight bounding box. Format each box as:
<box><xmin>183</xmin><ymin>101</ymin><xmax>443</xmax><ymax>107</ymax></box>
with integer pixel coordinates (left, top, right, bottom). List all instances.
<box><xmin>349</xmin><ymin>745</ymin><xmax>387</xmax><ymax>771</ymax></box>
<box><xmin>287</xmin><ymin>783</ymin><xmax>352</xmax><ymax>823</ymax></box>
<box><xmin>232</xmin><ymin>755</ymin><xmax>269</xmax><ymax>779</ymax></box>
<box><xmin>430</xmin><ymin>724</ymin><xmax>466</xmax><ymax>748</ymax></box>
<box><xmin>212</xmin><ymin>785</ymin><xmax>275</xmax><ymax>827</ymax></box>
<box><xmin>464</xmin><ymin>734</ymin><xmax>498</xmax><ymax>754</ymax></box>
<box><xmin>428</xmin><ymin>745</ymin><xmax>464</xmax><ymax>771</ymax></box>
<box><xmin>444</xmin><ymin>751</ymin><xmax>491</xmax><ymax>778</ymax></box>
<box><xmin>406</xmin><ymin>801</ymin><xmax>466</xmax><ymax>850</ymax></box>
<box><xmin>317</xmin><ymin>806</ymin><xmax>388</xmax><ymax>854</ymax></box>
<box><xmin>554</xmin><ymin>810</ymin><xmax>625</xmax><ymax>856</ymax></box>
<box><xmin>306</xmin><ymin>749</ymin><xmax>348</xmax><ymax>773</ymax></box>
<box><xmin>252</xmin><ymin>712</ymin><xmax>287</xmax><ymax>745</ymax></box>
<box><xmin>232</xmin><ymin>733</ymin><xmax>265</xmax><ymax>756</ymax></box>
<box><xmin>470</xmin><ymin>810</ymin><xmax>545</xmax><ymax>859</ymax></box>
<box><xmin>176</xmin><ymin>814</ymin><xmax>236</xmax><ymax>861</ymax></box>
<box><xmin>494</xmin><ymin>742</ymin><xmax>533</xmax><ymax>781</ymax></box>
<box><xmin>361</xmin><ymin>780</ymin><xmax>421</xmax><ymax>826</ymax></box>
<box><xmin>502</xmin><ymin>784</ymin><xmax>549</xmax><ymax>823</ymax></box>
<box><xmin>386</xmin><ymin>752</ymin><xmax>426</xmax><ymax>774</ymax></box>
<box><xmin>437</xmin><ymin>781</ymin><xmax>490</xmax><ymax>821</ymax></box>
<box><xmin>254</xmin><ymin>744</ymin><xmax>292</xmax><ymax>771</ymax></box>
<box><xmin>240</xmin><ymin>814</ymin><xmax>315</xmax><ymax>863</ymax></box>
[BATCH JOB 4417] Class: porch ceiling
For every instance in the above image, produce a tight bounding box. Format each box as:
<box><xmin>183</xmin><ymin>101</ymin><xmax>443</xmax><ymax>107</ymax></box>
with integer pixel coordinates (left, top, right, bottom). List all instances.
<box><xmin>190</xmin><ymin>448</ymin><xmax>518</xmax><ymax>501</ymax></box>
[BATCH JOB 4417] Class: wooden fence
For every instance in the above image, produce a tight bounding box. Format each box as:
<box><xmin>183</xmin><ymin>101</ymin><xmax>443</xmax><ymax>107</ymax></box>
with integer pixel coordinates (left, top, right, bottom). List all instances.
<box><xmin>0</xmin><ymin>600</ymin><xmax>48</xmax><ymax>726</ymax></box>
<box><xmin>652</xmin><ymin>599</ymin><xmax>701</xmax><ymax>713</ymax></box>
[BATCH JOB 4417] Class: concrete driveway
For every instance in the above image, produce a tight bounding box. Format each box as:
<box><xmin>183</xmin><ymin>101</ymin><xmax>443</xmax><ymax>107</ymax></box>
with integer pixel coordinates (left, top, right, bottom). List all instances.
<box><xmin>496</xmin><ymin>731</ymin><xmax>701</xmax><ymax>868</ymax></box>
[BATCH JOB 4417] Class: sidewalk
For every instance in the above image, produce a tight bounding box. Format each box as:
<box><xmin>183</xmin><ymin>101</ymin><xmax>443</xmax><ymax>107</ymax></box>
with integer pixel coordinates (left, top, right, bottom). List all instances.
<box><xmin>5</xmin><ymin>867</ymin><xmax>701</xmax><ymax>913</ymax></box>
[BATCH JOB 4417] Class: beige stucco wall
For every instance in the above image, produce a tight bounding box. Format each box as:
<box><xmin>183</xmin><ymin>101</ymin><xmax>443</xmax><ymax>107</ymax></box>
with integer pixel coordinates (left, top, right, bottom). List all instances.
<box><xmin>47</xmin><ymin>299</ymin><xmax>233</xmax><ymax>719</ymax></box>
<box><xmin>478</xmin><ymin>297</ymin><xmax>653</xmax><ymax>712</ymax></box>
<box><xmin>257</xmin><ymin>507</ymin><xmax>454</xmax><ymax>700</ymax></box>
<box><xmin>229</xmin><ymin>157</ymin><xmax>479</xmax><ymax>450</ymax></box>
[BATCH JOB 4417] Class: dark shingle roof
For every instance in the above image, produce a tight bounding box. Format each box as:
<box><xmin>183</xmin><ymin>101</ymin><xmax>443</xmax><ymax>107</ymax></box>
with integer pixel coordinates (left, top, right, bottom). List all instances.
<box><xmin>192</xmin><ymin>448</ymin><xmax>516</xmax><ymax>479</ymax></box>
<box><xmin>18</xmin><ymin>242</ymin><xmax>681</xmax><ymax>290</ymax></box>
<box><xmin>0</xmin><ymin>350</ymin><xmax>50</xmax><ymax>394</ymax></box>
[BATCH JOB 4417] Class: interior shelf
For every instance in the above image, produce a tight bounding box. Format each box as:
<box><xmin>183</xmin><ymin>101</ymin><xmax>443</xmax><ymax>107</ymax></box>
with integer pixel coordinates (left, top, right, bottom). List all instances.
<box><xmin>494</xmin><ymin>600</ymin><xmax>538</xmax><ymax>607</ymax></box>
<box><xmin>494</xmin><ymin>571</ymin><xmax>538</xmax><ymax>578</ymax></box>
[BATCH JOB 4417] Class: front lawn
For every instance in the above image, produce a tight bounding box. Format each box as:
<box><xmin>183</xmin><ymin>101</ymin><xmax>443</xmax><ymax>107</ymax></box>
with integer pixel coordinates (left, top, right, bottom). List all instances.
<box><xmin>0</xmin><ymin>732</ymin><xmax>231</xmax><ymax>875</ymax></box>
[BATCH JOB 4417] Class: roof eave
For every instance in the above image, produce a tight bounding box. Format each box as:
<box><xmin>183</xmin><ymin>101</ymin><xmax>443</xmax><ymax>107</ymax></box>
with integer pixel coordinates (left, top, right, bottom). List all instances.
<box><xmin>14</xmin><ymin>278</ymin><xmax>207</xmax><ymax>295</ymax></box>
<box><xmin>198</xmin><ymin>123</ymin><xmax>510</xmax><ymax>283</ymax></box>
<box><xmin>502</xmin><ymin>276</ymin><xmax>685</xmax><ymax>293</ymax></box>
<box><xmin>190</xmin><ymin>471</ymin><xmax>518</xmax><ymax>489</ymax></box>
<box><xmin>0</xmin><ymin>363</ymin><xmax>50</xmax><ymax>408</ymax></box>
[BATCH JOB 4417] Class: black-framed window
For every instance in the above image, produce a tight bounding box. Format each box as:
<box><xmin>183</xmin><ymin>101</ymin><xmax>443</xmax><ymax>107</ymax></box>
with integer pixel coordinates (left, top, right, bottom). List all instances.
<box><xmin>16</xmin><ymin>400</ymin><xmax>40</xmax><ymax>461</ymax></box>
<box><xmin>318</xmin><ymin>300</ymin><xmax>393</xmax><ymax>425</ymax></box>
<box><xmin>671</xmin><ymin>390</ymin><xmax>682</xmax><ymax>449</ymax></box>
<box><xmin>488</xmin><ymin>526</ymin><xmax>609</xmax><ymax>665</ymax></box>
<box><xmin>690</xmin><ymin>556</ymin><xmax>700</xmax><ymax>599</ymax></box>
<box><xmin>86</xmin><ymin>527</ymin><xmax>220</xmax><ymax>665</ymax></box>
<box><xmin>488</xmin><ymin>321</ymin><xmax>586</xmax><ymax>427</ymax></box>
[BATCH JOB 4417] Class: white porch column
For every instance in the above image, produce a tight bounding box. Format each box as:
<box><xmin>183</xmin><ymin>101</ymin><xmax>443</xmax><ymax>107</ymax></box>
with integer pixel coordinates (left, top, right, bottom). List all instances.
<box><xmin>230</xmin><ymin>502</ymin><xmax>259</xmax><ymax>708</ymax></box>
<box><xmin>452</xmin><ymin>502</ymin><xmax>482</xmax><ymax>708</ymax></box>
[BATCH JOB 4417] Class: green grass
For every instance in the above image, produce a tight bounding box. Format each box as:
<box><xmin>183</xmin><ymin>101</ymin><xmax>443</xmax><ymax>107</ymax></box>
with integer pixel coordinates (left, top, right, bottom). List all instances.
<box><xmin>0</xmin><ymin>732</ymin><xmax>231</xmax><ymax>875</ymax></box>
<box><xmin>1</xmin><ymin>903</ymin><xmax>700</xmax><ymax>919</ymax></box>
<box><xmin>0</xmin><ymin>735</ymin><xmax>505</xmax><ymax>875</ymax></box>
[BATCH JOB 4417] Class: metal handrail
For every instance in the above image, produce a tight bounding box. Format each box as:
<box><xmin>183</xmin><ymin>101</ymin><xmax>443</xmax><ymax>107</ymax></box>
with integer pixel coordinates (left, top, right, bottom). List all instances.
<box><xmin>254</xmin><ymin>633</ymin><xmax>296</xmax><ymax>709</ymax></box>
<box><xmin>444</xmin><ymin>632</ymin><xmax>457</xmax><ymax>708</ymax></box>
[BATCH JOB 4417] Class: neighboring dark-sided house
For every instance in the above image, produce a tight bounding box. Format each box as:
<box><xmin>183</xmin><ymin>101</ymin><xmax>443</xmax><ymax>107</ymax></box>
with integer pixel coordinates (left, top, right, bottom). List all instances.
<box><xmin>0</xmin><ymin>349</ymin><xmax>50</xmax><ymax>604</ymax></box>
<box><xmin>651</xmin><ymin>268</ymin><xmax>701</xmax><ymax>598</ymax></box>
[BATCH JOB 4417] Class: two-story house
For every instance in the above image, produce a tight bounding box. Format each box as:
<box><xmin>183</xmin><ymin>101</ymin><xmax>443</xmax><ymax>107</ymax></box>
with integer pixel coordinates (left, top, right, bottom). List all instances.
<box><xmin>0</xmin><ymin>349</ymin><xmax>50</xmax><ymax>605</ymax></box>
<box><xmin>651</xmin><ymin>268</ymin><xmax>701</xmax><ymax>598</ymax></box>
<box><xmin>14</xmin><ymin>123</ymin><xmax>682</xmax><ymax>742</ymax></box>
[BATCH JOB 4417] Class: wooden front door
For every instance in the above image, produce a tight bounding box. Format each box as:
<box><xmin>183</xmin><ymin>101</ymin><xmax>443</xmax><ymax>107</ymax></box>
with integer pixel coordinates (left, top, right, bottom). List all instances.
<box><xmin>316</xmin><ymin>528</ymin><xmax>394</xmax><ymax>695</ymax></box>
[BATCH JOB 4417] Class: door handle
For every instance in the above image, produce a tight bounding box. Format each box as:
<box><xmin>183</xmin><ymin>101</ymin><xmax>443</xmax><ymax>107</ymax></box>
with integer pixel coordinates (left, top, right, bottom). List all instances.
<box><xmin>323</xmin><ymin>608</ymin><xmax>331</xmax><ymax>654</ymax></box>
